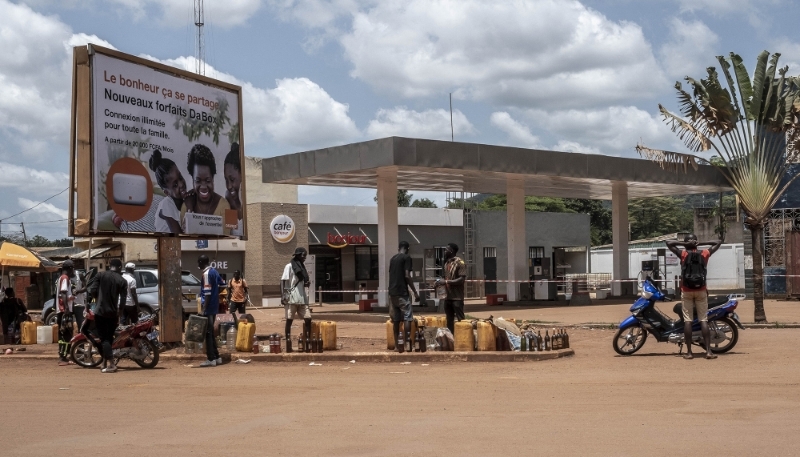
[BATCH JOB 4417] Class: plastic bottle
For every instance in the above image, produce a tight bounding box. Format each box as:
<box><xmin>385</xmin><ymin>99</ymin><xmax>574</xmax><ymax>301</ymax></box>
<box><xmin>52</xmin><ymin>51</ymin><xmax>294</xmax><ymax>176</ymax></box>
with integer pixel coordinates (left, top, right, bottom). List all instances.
<box><xmin>397</xmin><ymin>331</ymin><xmax>405</xmax><ymax>353</ymax></box>
<box><xmin>252</xmin><ymin>335</ymin><xmax>259</xmax><ymax>354</ymax></box>
<box><xmin>226</xmin><ymin>327</ymin><xmax>236</xmax><ymax>352</ymax></box>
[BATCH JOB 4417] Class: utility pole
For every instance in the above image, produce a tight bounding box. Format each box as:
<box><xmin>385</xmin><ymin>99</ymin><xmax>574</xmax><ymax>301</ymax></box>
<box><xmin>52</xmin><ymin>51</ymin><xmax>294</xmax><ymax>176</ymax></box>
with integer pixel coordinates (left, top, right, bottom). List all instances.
<box><xmin>194</xmin><ymin>0</ymin><xmax>205</xmax><ymax>76</ymax></box>
<box><xmin>449</xmin><ymin>93</ymin><xmax>454</xmax><ymax>142</ymax></box>
<box><xmin>20</xmin><ymin>223</ymin><xmax>28</xmax><ymax>247</ymax></box>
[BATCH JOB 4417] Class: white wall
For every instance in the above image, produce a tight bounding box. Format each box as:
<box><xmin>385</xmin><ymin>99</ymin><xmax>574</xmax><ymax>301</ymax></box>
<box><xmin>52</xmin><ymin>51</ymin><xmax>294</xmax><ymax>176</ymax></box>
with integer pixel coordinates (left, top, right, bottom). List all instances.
<box><xmin>591</xmin><ymin>243</ymin><xmax>744</xmax><ymax>291</ymax></box>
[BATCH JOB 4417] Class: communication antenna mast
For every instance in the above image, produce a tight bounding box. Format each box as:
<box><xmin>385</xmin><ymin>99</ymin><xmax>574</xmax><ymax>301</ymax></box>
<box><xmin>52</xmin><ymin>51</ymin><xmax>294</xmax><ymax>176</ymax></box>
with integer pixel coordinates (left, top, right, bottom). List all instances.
<box><xmin>194</xmin><ymin>0</ymin><xmax>205</xmax><ymax>75</ymax></box>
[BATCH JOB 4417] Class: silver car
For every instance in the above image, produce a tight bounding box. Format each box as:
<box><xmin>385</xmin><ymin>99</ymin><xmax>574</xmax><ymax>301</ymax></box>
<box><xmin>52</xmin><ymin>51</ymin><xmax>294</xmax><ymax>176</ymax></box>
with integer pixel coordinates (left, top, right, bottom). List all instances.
<box><xmin>42</xmin><ymin>269</ymin><xmax>202</xmax><ymax>325</ymax></box>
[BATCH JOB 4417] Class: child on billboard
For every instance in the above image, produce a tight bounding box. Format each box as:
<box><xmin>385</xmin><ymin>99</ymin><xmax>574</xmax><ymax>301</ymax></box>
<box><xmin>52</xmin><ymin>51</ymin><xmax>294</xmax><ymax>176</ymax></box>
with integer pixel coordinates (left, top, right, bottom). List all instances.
<box><xmin>148</xmin><ymin>150</ymin><xmax>188</xmax><ymax>234</ymax></box>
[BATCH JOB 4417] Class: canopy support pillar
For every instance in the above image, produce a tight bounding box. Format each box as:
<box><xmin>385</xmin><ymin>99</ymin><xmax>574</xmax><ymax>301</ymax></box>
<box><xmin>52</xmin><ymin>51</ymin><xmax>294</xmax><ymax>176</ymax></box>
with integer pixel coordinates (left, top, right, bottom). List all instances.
<box><xmin>612</xmin><ymin>181</ymin><xmax>629</xmax><ymax>296</ymax></box>
<box><xmin>376</xmin><ymin>168</ymin><xmax>398</xmax><ymax>306</ymax></box>
<box><xmin>507</xmin><ymin>179</ymin><xmax>527</xmax><ymax>301</ymax></box>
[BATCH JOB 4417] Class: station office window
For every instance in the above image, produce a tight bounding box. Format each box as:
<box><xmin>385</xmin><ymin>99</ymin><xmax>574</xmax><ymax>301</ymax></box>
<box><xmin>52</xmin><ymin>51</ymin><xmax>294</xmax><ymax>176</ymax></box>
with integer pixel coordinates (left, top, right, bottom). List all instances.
<box><xmin>529</xmin><ymin>246</ymin><xmax>544</xmax><ymax>259</ymax></box>
<box><xmin>355</xmin><ymin>246</ymin><xmax>379</xmax><ymax>280</ymax></box>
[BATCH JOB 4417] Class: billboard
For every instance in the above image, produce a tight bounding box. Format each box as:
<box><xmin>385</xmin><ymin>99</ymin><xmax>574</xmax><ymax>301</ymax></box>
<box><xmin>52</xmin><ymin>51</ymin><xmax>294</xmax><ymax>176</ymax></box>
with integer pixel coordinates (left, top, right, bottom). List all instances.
<box><xmin>69</xmin><ymin>45</ymin><xmax>246</xmax><ymax>239</ymax></box>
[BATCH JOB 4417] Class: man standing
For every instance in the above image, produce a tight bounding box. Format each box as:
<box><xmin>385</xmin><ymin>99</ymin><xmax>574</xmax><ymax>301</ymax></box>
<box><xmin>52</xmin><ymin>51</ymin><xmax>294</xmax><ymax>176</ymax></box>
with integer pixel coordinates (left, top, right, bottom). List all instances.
<box><xmin>199</xmin><ymin>254</ymin><xmax>225</xmax><ymax>367</ymax></box>
<box><xmin>667</xmin><ymin>234</ymin><xmax>722</xmax><ymax>360</ymax></box>
<box><xmin>87</xmin><ymin>259</ymin><xmax>128</xmax><ymax>373</ymax></box>
<box><xmin>436</xmin><ymin>243</ymin><xmax>466</xmax><ymax>334</ymax></box>
<box><xmin>56</xmin><ymin>260</ymin><xmax>77</xmax><ymax>366</ymax></box>
<box><xmin>1</xmin><ymin>288</ymin><xmax>27</xmax><ymax>344</ymax></box>
<box><xmin>389</xmin><ymin>241</ymin><xmax>420</xmax><ymax>352</ymax></box>
<box><xmin>284</xmin><ymin>248</ymin><xmax>311</xmax><ymax>353</ymax></box>
<box><xmin>227</xmin><ymin>270</ymin><xmax>248</xmax><ymax>315</ymax></box>
<box><xmin>120</xmin><ymin>263</ymin><xmax>140</xmax><ymax>325</ymax></box>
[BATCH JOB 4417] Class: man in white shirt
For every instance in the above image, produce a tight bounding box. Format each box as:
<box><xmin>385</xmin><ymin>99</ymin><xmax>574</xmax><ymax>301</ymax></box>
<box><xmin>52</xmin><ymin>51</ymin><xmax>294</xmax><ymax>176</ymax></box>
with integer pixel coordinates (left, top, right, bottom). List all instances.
<box><xmin>121</xmin><ymin>263</ymin><xmax>140</xmax><ymax>325</ymax></box>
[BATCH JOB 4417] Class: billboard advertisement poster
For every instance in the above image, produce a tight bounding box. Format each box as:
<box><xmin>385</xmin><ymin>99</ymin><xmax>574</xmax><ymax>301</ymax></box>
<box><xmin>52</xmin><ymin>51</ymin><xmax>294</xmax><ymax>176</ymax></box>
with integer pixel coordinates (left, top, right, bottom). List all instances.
<box><xmin>77</xmin><ymin>46</ymin><xmax>245</xmax><ymax>239</ymax></box>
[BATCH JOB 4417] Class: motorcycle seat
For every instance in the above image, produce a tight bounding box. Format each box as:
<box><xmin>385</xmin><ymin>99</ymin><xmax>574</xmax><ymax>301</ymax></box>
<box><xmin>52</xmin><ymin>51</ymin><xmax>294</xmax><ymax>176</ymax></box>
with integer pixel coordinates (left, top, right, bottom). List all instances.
<box><xmin>707</xmin><ymin>295</ymin><xmax>729</xmax><ymax>308</ymax></box>
<box><xmin>672</xmin><ymin>302</ymin><xmax>697</xmax><ymax>321</ymax></box>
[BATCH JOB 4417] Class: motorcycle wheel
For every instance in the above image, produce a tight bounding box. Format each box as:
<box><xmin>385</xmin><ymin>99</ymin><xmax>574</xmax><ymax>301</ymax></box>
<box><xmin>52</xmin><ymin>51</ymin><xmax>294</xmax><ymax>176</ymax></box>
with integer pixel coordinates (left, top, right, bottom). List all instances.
<box><xmin>70</xmin><ymin>340</ymin><xmax>102</xmax><ymax>368</ymax></box>
<box><xmin>700</xmin><ymin>317</ymin><xmax>738</xmax><ymax>354</ymax></box>
<box><xmin>133</xmin><ymin>339</ymin><xmax>160</xmax><ymax>369</ymax></box>
<box><xmin>613</xmin><ymin>325</ymin><xmax>648</xmax><ymax>355</ymax></box>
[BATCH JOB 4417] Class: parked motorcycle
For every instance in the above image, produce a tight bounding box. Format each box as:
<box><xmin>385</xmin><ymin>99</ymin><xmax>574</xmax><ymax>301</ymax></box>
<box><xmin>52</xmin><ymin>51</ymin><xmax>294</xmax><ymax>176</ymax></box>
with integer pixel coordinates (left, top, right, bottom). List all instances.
<box><xmin>70</xmin><ymin>314</ymin><xmax>160</xmax><ymax>368</ymax></box>
<box><xmin>613</xmin><ymin>278</ymin><xmax>745</xmax><ymax>356</ymax></box>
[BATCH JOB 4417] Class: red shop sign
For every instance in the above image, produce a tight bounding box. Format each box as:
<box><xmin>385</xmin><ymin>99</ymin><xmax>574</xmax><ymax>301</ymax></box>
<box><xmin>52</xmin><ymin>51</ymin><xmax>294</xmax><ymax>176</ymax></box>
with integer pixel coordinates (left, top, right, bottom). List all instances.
<box><xmin>327</xmin><ymin>232</ymin><xmax>367</xmax><ymax>248</ymax></box>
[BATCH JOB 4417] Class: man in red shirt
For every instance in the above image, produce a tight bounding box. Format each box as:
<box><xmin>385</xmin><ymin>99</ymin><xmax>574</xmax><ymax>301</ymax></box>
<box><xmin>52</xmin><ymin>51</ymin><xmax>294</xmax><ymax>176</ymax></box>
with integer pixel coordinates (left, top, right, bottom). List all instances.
<box><xmin>667</xmin><ymin>234</ymin><xmax>722</xmax><ymax>360</ymax></box>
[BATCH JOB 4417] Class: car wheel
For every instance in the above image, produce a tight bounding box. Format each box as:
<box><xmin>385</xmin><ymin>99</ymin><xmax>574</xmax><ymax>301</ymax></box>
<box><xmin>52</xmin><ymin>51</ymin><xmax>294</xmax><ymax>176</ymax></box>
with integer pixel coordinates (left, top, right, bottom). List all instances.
<box><xmin>45</xmin><ymin>311</ymin><xmax>58</xmax><ymax>326</ymax></box>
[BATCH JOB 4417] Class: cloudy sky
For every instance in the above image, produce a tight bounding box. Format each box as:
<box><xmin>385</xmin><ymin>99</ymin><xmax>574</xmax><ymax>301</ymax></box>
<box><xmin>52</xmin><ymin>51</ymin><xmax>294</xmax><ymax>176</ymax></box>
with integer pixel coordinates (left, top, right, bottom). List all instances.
<box><xmin>1</xmin><ymin>0</ymin><xmax>799</xmax><ymax>239</ymax></box>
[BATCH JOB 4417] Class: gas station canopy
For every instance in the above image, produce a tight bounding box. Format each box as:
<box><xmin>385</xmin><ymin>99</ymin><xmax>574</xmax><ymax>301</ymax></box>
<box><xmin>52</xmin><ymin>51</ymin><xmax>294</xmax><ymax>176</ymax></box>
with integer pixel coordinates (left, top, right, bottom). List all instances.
<box><xmin>261</xmin><ymin>137</ymin><xmax>732</xmax><ymax>199</ymax></box>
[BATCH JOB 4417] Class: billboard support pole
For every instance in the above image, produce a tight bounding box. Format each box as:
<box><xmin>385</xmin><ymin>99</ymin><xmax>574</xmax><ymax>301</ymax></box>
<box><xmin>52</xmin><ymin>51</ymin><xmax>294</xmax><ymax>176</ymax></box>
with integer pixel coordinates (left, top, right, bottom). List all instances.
<box><xmin>158</xmin><ymin>236</ymin><xmax>183</xmax><ymax>343</ymax></box>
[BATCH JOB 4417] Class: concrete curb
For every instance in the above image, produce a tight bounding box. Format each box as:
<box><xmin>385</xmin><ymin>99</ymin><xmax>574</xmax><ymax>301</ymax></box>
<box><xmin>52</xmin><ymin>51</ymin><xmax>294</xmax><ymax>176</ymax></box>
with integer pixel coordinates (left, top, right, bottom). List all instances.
<box><xmin>1</xmin><ymin>349</ymin><xmax>574</xmax><ymax>363</ymax></box>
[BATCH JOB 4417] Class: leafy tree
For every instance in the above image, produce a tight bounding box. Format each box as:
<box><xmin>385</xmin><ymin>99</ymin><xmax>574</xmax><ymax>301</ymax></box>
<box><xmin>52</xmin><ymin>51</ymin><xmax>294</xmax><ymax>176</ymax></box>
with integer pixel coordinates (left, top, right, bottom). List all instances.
<box><xmin>411</xmin><ymin>198</ymin><xmax>437</xmax><ymax>208</ymax></box>
<box><xmin>637</xmin><ymin>51</ymin><xmax>800</xmax><ymax>323</ymax></box>
<box><xmin>373</xmin><ymin>189</ymin><xmax>413</xmax><ymax>207</ymax></box>
<box><xmin>564</xmin><ymin>199</ymin><xmax>612</xmax><ymax>246</ymax></box>
<box><xmin>476</xmin><ymin>194</ymin><xmax>572</xmax><ymax>213</ymax></box>
<box><xmin>629</xmin><ymin>197</ymin><xmax>694</xmax><ymax>241</ymax></box>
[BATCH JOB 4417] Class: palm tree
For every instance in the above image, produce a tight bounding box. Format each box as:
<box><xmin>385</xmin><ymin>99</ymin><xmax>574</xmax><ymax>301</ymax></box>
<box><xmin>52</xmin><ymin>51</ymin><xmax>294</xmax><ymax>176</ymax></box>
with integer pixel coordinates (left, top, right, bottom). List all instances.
<box><xmin>637</xmin><ymin>51</ymin><xmax>800</xmax><ymax>323</ymax></box>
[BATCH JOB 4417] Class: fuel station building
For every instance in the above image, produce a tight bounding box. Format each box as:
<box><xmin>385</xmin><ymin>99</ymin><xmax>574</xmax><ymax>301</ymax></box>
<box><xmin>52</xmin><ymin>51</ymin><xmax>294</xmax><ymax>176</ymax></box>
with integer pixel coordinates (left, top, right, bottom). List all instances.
<box><xmin>256</xmin><ymin>137</ymin><xmax>731</xmax><ymax>305</ymax></box>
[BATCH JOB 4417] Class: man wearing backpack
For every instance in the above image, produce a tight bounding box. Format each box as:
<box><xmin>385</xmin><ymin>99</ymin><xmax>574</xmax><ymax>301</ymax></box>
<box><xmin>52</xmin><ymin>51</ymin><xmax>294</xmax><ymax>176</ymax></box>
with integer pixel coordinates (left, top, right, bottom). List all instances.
<box><xmin>667</xmin><ymin>234</ymin><xmax>722</xmax><ymax>360</ymax></box>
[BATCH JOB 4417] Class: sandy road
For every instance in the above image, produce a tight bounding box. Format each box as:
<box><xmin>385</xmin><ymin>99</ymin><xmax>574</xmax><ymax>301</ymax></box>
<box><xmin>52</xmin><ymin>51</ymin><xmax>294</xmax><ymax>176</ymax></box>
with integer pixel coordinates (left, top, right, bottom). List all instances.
<box><xmin>2</xmin><ymin>327</ymin><xmax>799</xmax><ymax>456</ymax></box>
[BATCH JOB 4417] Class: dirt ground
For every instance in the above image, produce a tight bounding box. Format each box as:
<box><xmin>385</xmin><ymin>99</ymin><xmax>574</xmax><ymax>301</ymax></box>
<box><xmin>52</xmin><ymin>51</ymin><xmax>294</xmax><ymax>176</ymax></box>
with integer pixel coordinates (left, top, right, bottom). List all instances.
<box><xmin>3</xmin><ymin>324</ymin><xmax>800</xmax><ymax>456</ymax></box>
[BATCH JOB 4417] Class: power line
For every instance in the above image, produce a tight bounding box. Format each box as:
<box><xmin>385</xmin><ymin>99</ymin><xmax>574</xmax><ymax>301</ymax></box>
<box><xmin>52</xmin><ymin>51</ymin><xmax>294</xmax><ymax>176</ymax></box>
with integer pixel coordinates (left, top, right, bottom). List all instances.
<box><xmin>1</xmin><ymin>188</ymin><xmax>68</xmax><ymax>221</ymax></box>
<box><xmin>0</xmin><ymin>219</ymin><xmax>67</xmax><ymax>225</ymax></box>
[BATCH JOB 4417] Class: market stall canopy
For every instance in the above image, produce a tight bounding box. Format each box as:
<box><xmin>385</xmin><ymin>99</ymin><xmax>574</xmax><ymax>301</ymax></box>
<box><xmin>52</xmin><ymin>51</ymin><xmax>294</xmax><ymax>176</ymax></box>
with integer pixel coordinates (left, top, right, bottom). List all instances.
<box><xmin>0</xmin><ymin>241</ymin><xmax>60</xmax><ymax>272</ymax></box>
<box><xmin>261</xmin><ymin>137</ymin><xmax>732</xmax><ymax>199</ymax></box>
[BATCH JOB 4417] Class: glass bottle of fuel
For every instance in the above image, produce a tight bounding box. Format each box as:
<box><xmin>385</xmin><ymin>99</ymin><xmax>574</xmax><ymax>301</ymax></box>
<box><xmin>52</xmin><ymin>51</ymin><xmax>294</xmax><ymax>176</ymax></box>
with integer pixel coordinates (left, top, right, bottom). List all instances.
<box><xmin>397</xmin><ymin>331</ymin><xmax>405</xmax><ymax>353</ymax></box>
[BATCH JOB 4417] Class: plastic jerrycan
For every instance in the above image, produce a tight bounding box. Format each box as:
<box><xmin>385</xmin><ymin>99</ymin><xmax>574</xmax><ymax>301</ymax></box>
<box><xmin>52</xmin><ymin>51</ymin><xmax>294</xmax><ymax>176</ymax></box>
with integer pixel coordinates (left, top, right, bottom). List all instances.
<box><xmin>235</xmin><ymin>322</ymin><xmax>256</xmax><ymax>352</ymax></box>
<box><xmin>21</xmin><ymin>321</ymin><xmax>38</xmax><ymax>345</ymax></box>
<box><xmin>37</xmin><ymin>325</ymin><xmax>53</xmax><ymax>344</ymax></box>
<box><xmin>476</xmin><ymin>321</ymin><xmax>497</xmax><ymax>351</ymax></box>
<box><xmin>319</xmin><ymin>321</ymin><xmax>337</xmax><ymax>351</ymax></box>
<box><xmin>454</xmin><ymin>321</ymin><xmax>475</xmax><ymax>351</ymax></box>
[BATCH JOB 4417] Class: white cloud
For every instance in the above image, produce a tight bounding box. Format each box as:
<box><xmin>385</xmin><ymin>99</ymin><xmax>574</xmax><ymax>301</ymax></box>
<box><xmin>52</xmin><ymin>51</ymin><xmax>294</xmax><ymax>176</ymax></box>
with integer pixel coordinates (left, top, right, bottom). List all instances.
<box><xmin>366</xmin><ymin>107</ymin><xmax>475</xmax><ymax>140</ymax></box>
<box><xmin>21</xmin><ymin>0</ymin><xmax>264</xmax><ymax>27</ymax></box>
<box><xmin>0</xmin><ymin>1</ymin><xmax>115</xmax><ymax>159</ymax></box>
<box><xmin>489</xmin><ymin>112</ymin><xmax>541</xmax><ymax>149</ymax></box>
<box><xmin>773</xmin><ymin>37</ymin><xmax>800</xmax><ymax>74</ymax></box>
<box><xmin>660</xmin><ymin>18</ymin><xmax>719</xmax><ymax>80</ymax></box>
<box><xmin>17</xmin><ymin>198</ymin><xmax>68</xmax><ymax>219</ymax></box>
<box><xmin>277</xmin><ymin>0</ymin><xmax>667</xmax><ymax>108</ymax></box>
<box><xmin>144</xmin><ymin>55</ymin><xmax>360</xmax><ymax>149</ymax></box>
<box><xmin>553</xmin><ymin>140</ymin><xmax>601</xmax><ymax>155</ymax></box>
<box><xmin>0</xmin><ymin>162</ymin><xmax>69</xmax><ymax>195</ymax></box>
<box><xmin>520</xmin><ymin>106</ymin><xmax>684</xmax><ymax>157</ymax></box>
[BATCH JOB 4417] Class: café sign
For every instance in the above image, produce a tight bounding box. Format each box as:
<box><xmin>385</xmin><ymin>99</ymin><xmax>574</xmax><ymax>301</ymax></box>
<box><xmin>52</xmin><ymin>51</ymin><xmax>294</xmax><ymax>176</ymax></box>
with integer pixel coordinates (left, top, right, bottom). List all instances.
<box><xmin>270</xmin><ymin>215</ymin><xmax>295</xmax><ymax>243</ymax></box>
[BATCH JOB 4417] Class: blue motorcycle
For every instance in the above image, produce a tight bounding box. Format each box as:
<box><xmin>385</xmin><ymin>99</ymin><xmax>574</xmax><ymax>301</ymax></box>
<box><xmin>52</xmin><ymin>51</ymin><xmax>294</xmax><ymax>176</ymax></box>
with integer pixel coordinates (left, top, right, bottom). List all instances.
<box><xmin>613</xmin><ymin>279</ymin><xmax>745</xmax><ymax>356</ymax></box>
